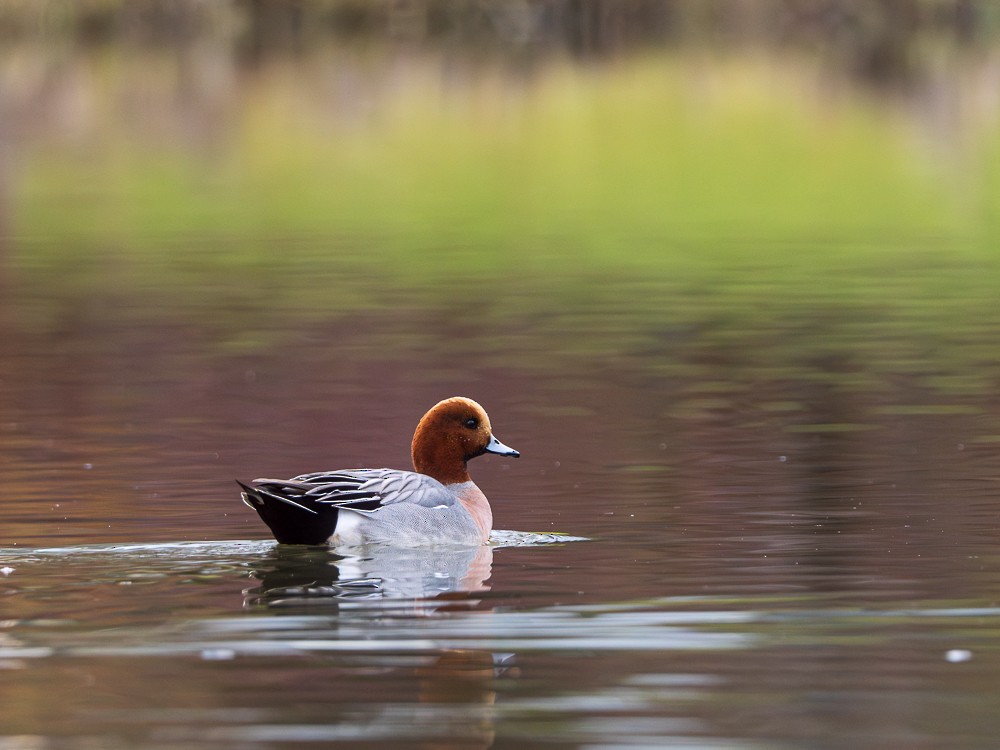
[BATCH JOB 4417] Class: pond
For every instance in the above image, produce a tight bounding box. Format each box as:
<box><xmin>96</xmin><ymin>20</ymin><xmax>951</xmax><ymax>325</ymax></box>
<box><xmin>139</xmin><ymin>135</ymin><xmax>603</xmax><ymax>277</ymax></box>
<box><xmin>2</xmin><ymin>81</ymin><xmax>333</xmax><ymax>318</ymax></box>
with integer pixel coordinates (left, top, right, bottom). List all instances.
<box><xmin>3</xmin><ymin>2</ymin><xmax>1000</xmax><ymax>748</ymax></box>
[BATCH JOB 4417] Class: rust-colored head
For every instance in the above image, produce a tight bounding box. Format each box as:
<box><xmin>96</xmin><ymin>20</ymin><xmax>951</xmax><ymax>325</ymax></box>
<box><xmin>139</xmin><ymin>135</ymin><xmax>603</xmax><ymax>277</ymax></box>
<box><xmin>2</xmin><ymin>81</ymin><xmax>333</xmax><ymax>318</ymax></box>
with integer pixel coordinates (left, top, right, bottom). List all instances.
<box><xmin>411</xmin><ymin>397</ymin><xmax>519</xmax><ymax>485</ymax></box>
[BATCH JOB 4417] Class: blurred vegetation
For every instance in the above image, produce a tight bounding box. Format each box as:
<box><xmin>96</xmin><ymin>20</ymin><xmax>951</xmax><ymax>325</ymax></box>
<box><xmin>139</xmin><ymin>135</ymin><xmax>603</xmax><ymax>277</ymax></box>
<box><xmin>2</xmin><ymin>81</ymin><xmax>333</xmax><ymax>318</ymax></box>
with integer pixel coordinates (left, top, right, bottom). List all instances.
<box><xmin>2</xmin><ymin>0</ymin><xmax>1000</xmax><ymax>387</ymax></box>
<box><xmin>2</xmin><ymin>1</ymin><xmax>999</xmax><ymax>52</ymax></box>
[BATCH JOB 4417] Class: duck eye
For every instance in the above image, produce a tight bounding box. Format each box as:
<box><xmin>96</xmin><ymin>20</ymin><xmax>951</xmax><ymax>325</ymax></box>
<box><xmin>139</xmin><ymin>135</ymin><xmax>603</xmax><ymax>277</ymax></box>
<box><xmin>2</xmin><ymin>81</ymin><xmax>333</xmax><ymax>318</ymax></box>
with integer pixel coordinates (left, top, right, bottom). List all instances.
<box><xmin>464</xmin><ymin>418</ymin><xmax>478</xmax><ymax>429</ymax></box>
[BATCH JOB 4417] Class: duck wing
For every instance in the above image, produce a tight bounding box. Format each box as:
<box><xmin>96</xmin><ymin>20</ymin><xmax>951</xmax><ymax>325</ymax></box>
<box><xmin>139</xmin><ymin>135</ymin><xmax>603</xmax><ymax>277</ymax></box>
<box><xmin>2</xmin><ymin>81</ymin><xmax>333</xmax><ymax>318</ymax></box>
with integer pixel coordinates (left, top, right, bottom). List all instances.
<box><xmin>239</xmin><ymin>469</ymin><xmax>456</xmax><ymax>544</ymax></box>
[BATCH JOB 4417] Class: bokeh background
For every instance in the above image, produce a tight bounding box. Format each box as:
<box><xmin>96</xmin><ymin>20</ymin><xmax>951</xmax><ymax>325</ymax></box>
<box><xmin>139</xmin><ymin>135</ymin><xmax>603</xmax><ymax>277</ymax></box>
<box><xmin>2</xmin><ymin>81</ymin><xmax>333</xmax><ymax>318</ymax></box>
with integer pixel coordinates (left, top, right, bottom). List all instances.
<box><xmin>6</xmin><ymin>5</ymin><xmax>1000</xmax><ymax>749</ymax></box>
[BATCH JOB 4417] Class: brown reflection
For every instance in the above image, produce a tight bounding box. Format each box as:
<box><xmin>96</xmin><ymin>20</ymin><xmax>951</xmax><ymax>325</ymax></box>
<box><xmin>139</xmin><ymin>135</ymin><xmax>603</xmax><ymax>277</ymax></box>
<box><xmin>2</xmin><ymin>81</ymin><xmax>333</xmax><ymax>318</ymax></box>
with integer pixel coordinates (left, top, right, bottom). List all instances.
<box><xmin>790</xmin><ymin>353</ymin><xmax>876</xmax><ymax>593</ymax></box>
<box><xmin>415</xmin><ymin>649</ymin><xmax>514</xmax><ymax>750</ymax></box>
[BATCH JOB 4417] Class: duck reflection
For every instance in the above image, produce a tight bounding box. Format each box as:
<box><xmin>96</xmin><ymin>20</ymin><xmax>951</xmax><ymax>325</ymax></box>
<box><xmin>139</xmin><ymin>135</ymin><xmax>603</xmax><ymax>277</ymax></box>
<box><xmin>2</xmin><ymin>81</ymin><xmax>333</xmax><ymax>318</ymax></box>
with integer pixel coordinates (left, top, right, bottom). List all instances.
<box><xmin>244</xmin><ymin>543</ymin><xmax>493</xmax><ymax>609</ymax></box>
<box><xmin>412</xmin><ymin>648</ymin><xmax>517</xmax><ymax>750</ymax></box>
<box><xmin>243</xmin><ymin>543</ymin><xmax>507</xmax><ymax>749</ymax></box>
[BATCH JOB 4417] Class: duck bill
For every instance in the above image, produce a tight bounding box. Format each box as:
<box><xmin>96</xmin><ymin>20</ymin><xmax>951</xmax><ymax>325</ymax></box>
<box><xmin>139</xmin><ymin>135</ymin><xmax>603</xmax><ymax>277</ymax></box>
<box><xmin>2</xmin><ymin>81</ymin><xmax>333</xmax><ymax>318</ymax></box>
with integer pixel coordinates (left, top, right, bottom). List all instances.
<box><xmin>485</xmin><ymin>434</ymin><xmax>520</xmax><ymax>458</ymax></box>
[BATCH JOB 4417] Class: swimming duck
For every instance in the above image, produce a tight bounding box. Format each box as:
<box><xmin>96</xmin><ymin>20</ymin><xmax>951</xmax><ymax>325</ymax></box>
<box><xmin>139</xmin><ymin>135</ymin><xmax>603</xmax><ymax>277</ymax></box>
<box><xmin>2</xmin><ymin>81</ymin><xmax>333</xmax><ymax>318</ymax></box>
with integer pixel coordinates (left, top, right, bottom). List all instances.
<box><xmin>239</xmin><ymin>397</ymin><xmax>519</xmax><ymax>546</ymax></box>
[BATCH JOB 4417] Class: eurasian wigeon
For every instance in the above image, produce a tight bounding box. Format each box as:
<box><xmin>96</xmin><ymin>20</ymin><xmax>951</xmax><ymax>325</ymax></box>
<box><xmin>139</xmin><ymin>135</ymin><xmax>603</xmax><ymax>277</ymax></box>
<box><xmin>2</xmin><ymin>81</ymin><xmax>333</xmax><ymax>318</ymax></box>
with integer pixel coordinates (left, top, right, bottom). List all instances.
<box><xmin>239</xmin><ymin>397</ymin><xmax>520</xmax><ymax>546</ymax></box>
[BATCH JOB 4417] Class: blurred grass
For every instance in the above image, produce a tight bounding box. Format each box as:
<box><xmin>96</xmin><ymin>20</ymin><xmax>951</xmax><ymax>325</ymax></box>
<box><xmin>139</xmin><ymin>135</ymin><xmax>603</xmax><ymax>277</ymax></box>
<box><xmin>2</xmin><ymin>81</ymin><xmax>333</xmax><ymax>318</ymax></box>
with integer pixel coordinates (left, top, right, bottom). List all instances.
<box><xmin>17</xmin><ymin>54</ymin><xmax>980</xmax><ymax>247</ymax></box>
<box><xmin>9</xmin><ymin>50</ymin><xmax>1000</xmax><ymax>380</ymax></box>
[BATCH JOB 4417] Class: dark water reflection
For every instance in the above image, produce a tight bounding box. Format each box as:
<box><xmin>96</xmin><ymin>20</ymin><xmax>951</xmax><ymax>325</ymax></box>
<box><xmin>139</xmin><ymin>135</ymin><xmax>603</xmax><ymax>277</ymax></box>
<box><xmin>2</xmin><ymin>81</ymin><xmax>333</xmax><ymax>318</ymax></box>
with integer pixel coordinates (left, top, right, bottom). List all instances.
<box><xmin>4</xmin><ymin>3</ymin><xmax>1000</xmax><ymax>749</ymax></box>
<box><xmin>4</xmin><ymin>537</ymin><xmax>1000</xmax><ymax>749</ymax></box>
<box><xmin>5</xmin><ymin>284</ymin><xmax>1000</xmax><ymax>746</ymax></box>
<box><xmin>6</xmin><ymin>285</ymin><xmax>1000</xmax><ymax>747</ymax></box>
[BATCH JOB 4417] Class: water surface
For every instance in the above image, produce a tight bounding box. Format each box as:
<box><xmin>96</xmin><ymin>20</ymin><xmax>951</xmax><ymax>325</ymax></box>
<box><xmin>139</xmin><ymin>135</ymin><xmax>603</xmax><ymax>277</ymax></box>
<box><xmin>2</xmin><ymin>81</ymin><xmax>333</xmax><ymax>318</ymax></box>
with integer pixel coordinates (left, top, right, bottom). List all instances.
<box><xmin>3</xmin><ymin>3</ymin><xmax>1000</xmax><ymax>748</ymax></box>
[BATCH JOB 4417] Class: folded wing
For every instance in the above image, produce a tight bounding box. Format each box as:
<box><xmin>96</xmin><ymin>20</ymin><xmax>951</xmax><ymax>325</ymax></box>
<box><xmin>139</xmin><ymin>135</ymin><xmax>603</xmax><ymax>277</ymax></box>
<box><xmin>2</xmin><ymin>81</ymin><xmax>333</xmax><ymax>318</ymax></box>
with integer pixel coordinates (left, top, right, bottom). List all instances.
<box><xmin>239</xmin><ymin>469</ymin><xmax>457</xmax><ymax>544</ymax></box>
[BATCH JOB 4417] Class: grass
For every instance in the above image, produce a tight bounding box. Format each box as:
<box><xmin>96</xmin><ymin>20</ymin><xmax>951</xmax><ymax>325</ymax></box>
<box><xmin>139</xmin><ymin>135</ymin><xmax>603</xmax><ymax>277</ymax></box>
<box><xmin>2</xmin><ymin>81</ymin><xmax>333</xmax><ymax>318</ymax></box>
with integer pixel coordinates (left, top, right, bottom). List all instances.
<box><xmin>8</xmin><ymin>49</ymin><xmax>1000</xmax><ymax>383</ymax></box>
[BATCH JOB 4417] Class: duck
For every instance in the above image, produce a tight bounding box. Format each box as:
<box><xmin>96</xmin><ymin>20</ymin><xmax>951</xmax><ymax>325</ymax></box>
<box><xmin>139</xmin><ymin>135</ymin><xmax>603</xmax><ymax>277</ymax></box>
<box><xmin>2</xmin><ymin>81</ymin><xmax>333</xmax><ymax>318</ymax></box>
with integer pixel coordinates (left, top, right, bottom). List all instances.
<box><xmin>238</xmin><ymin>396</ymin><xmax>520</xmax><ymax>546</ymax></box>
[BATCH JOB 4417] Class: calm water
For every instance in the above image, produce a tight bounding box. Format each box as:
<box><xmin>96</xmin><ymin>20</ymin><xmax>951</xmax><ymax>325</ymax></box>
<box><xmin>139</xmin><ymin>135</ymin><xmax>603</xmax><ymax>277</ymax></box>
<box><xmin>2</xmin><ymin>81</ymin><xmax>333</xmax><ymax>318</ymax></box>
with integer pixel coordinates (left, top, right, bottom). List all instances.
<box><xmin>4</xmin><ymin>4</ymin><xmax>1000</xmax><ymax>749</ymax></box>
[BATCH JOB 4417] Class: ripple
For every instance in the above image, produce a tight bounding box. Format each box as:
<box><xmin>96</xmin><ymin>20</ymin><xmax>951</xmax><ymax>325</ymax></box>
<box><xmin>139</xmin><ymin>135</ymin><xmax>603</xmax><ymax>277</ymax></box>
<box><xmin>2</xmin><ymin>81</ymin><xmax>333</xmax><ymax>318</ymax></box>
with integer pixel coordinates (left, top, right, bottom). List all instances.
<box><xmin>0</xmin><ymin>530</ymin><xmax>587</xmax><ymax>563</ymax></box>
<box><xmin>5</xmin><ymin>593</ymin><xmax>1000</xmax><ymax>664</ymax></box>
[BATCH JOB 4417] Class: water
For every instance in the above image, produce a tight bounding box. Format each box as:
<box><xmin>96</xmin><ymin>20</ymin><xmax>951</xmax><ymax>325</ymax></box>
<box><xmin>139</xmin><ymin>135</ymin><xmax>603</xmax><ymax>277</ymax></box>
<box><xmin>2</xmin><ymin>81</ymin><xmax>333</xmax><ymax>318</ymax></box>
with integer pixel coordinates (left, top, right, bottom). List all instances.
<box><xmin>3</xmin><ymin>3</ymin><xmax>1000</xmax><ymax>748</ymax></box>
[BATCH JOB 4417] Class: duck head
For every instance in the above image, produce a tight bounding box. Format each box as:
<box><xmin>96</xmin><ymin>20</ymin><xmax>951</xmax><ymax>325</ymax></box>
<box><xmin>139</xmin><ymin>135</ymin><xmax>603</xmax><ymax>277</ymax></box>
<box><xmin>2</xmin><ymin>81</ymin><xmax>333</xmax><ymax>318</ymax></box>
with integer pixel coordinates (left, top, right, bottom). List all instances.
<box><xmin>411</xmin><ymin>396</ymin><xmax>519</xmax><ymax>484</ymax></box>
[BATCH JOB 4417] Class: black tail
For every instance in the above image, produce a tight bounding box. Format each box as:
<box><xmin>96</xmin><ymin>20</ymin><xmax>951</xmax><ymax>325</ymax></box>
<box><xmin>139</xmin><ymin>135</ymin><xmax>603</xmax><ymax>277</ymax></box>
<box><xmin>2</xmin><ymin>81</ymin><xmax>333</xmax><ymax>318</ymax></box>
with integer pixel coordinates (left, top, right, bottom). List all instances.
<box><xmin>238</xmin><ymin>480</ymin><xmax>339</xmax><ymax>545</ymax></box>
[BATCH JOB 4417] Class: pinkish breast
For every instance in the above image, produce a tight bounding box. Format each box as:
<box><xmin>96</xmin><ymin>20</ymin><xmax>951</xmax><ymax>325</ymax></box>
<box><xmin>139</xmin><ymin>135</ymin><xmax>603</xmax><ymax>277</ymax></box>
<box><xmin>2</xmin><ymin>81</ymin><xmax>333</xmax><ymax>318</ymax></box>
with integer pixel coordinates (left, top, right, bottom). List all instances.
<box><xmin>449</xmin><ymin>481</ymin><xmax>493</xmax><ymax>543</ymax></box>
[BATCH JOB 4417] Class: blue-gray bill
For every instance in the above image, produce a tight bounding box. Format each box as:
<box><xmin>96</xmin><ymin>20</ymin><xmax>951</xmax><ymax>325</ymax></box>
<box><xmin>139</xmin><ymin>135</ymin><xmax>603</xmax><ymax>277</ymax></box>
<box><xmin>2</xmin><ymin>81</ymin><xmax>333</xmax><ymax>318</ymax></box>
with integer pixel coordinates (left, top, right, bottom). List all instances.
<box><xmin>485</xmin><ymin>434</ymin><xmax>519</xmax><ymax>458</ymax></box>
